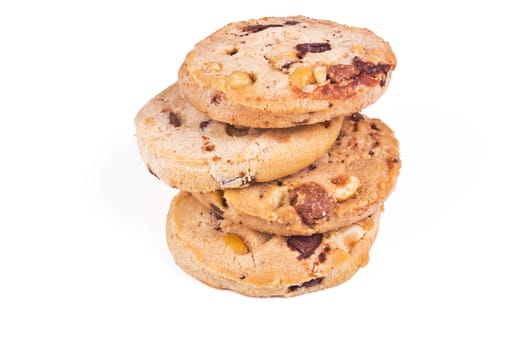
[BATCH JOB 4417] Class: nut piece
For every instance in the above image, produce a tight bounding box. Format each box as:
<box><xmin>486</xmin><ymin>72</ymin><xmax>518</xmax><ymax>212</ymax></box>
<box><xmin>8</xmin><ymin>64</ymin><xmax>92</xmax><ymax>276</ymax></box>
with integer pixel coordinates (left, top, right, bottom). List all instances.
<box><xmin>202</xmin><ymin>62</ymin><xmax>222</xmax><ymax>73</ymax></box>
<box><xmin>290</xmin><ymin>67</ymin><xmax>315</xmax><ymax>89</ymax></box>
<box><xmin>264</xmin><ymin>52</ymin><xmax>298</xmax><ymax>71</ymax></box>
<box><xmin>313</xmin><ymin>65</ymin><xmax>327</xmax><ymax>84</ymax></box>
<box><xmin>351</xmin><ymin>45</ymin><xmax>365</xmax><ymax>54</ymax></box>
<box><xmin>332</xmin><ymin>174</ymin><xmax>360</xmax><ymax>202</ymax></box>
<box><xmin>223</xmin><ymin>234</ymin><xmax>248</xmax><ymax>254</ymax></box>
<box><xmin>269</xmin><ymin>186</ymin><xmax>289</xmax><ymax>210</ymax></box>
<box><xmin>332</xmin><ymin>224</ymin><xmax>365</xmax><ymax>253</ymax></box>
<box><xmin>226</xmin><ymin>71</ymin><xmax>255</xmax><ymax>89</ymax></box>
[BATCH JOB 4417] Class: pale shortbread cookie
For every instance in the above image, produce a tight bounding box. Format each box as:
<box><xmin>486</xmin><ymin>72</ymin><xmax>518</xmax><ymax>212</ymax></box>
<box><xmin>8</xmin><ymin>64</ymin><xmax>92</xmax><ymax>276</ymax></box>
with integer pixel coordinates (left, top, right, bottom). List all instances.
<box><xmin>178</xmin><ymin>16</ymin><xmax>396</xmax><ymax>128</ymax></box>
<box><xmin>167</xmin><ymin>192</ymin><xmax>380</xmax><ymax>297</ymax></box>
<box><xmin>135</xmin><ymin>82</ymin><xmax>343</xmax><ymax>192</ymax></box>
<box><xmin>194</xmin><ymin>114</ymin><xmax>400</xmax><ymax>235</ymax></box>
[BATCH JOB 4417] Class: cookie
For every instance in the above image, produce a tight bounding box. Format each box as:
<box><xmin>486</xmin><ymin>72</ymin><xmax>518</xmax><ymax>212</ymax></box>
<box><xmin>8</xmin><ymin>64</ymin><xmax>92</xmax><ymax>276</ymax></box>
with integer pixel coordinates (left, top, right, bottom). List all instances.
<box><xmin>134</xmin><ymin>82</ymin><xmax>343</xmax><ymax>192</ymax></box>
<box><xmin>167</xmin><ymin>192</ymin><xmax>380</xmax><ymax>297</ymax></box>
<box><xmin>178</xmin><ymin>15</ymin><xmax>396</xmax><ymax>128</ymax></box>
<box><xmin>193</xmin><ymin>113</ymin><xmax>400</xmax><ymax>235</ymax></box>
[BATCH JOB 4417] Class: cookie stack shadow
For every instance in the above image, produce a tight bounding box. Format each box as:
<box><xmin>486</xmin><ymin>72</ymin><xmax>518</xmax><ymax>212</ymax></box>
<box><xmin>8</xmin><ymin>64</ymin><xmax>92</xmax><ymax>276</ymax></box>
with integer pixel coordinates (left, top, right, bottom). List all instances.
<box><xmin>135</xmin><ymin>16</ymin><xmax>401</xmax><ymax>297</ymax></box>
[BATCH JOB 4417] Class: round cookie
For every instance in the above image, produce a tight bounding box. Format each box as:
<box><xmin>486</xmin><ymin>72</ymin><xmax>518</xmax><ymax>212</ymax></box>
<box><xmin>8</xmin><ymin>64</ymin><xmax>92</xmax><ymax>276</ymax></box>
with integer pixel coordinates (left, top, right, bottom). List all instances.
<box><xmin>134</xmin><ymin>82</ymin><xmax>343</xmax><ymax>192</ymax></box>
<box><xmin>193</xmin><ymin>113</ymin><xmax>400</xmax><ymax>235</ymax></box>
<box><xmin>178</xmin><ymin>15</ymin><xmax>396</xmax><ymax>128</ymax></box>
<box><xmin>167</xmin><ymin>192</ymin><xmax>380</xmax><ymax>297</ymax></box>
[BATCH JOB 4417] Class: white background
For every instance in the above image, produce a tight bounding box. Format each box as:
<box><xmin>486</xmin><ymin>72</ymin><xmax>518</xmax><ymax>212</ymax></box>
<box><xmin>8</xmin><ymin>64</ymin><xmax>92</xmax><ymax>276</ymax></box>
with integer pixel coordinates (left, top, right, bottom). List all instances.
<box><xmin>1</xmin><ymin>1</ymin><xmax>523</xmax><ymax>348</ymax></box>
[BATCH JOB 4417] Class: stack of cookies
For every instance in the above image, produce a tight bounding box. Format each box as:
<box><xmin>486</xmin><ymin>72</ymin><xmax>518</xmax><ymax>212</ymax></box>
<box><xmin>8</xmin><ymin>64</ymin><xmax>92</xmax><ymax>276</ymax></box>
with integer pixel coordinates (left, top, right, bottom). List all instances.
<box><xmin>135</xmin><ymin>16</ymin><xmax>401</xmax><ymax>297</ymax></box>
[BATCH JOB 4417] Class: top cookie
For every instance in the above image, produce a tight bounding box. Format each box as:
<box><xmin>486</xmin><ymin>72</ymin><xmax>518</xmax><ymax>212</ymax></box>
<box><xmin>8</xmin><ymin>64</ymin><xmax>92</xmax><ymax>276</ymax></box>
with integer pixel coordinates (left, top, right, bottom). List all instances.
<box><xmin>178</xmin><ymin>16</ymin><xmax>396</xmax><ymax>128</ymax></box>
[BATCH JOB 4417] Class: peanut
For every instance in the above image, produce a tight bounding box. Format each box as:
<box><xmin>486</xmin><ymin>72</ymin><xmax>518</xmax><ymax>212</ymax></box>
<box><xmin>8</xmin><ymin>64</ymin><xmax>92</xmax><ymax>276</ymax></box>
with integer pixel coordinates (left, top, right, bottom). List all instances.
<box><xmin>313</xmin><ymin>65</ymin><xmax>327</xmax><ymax>84</ymax></box>
<box><xmin>290</xmin><ymin>67</ymin><xmax>315</xmax><ymax>89</ymax></box>
<box><xmin>332</xmin><ymin>224</ymin><xmax>365</xmax><ymax>252</ymax></box>
<box><xmin>333</xmin><ymin>174</ymin><xmax>360</xmax><ymax>202</ymax></box>
<box><xmin>202</xmin><ymin>62</ymin><xmax>222</xmax><ymax>73</ymax></box>
<box><xmin>226</xmin><ymin>71</ymin><xmax>255</xmax><ymax>89</ymax></box>
<box><xmin>269</xmin><ymin>187</ymin><xmax>288</xmax><ymax>210</ymax></box>
<box><xmin>223</xmin><ymin>234</ymin><xmax>248</xmax><ymax>254</ymax></box>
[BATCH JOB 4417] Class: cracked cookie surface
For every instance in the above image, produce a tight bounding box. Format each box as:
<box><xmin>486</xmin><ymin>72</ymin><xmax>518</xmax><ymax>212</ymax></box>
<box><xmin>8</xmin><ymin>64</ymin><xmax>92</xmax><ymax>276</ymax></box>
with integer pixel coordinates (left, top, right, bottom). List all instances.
<box><xmin>134</xmin><ymin>82</ymin><xmax>343</xmax><ymax>192</ymax></box>
<box><xmin>194</xmin><ymin>114</ymin><xmax>400</xmax><ymax>235</ymax></box>
<box><xmin>178</xmin><ymin>16</ymin><xmax>396</xmax><ymax>128</ymax></box>
<box><xmin>167</xmin><ymin>192</ymin><xmax>380</xmax><ymax>297</ymax></box>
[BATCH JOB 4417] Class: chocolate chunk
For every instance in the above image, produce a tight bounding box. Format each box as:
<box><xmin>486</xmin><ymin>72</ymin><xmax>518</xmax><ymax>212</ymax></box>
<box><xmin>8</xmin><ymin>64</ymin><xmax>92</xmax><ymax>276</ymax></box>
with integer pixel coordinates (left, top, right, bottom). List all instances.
<box><xmin>327</xmin><ymin>64</ymin><xmax>360</xmax><ymax>83</ymax></box>
<box><xmin>353</xmin><ymin>56</ymin><xmax>391</xmax><ymax>86</ymax></box>
<box><xmin>307</xmin><ymin>164</ymin><xmax>317</xmax><ymax>171</ymax></box>
<box><xmin>288</xmin><ymin>285</ymin><xmax>299</xmax><ymax>292</ymax></box>
<box><xmin>242</xmin><ymin>24</ymin><xmax>283</xmax><ymax>34</ymax></box>
<box><xmin>302</xmin><ymin>277</ymin><xmax>323</xmax><ymax>288</ymax></box>
<box><xmin>211</xmin><ymin>93</ymin><xmax>223</xmax><ymax>105</ymax></box>
<box><xmin>350</xmin><ymin>113</ymin><xmax>363</xmax><ymax>122</ymax></box>
<box><xmin>167</xmin><ymin>111</ymin><xmax>181</xmax><ymax>127</ymax></box>
<box><xmin>291</xmin><ymin>183</ymin><xmax>335</xmax><ymax>225</ymax></box>
<box><xmin>210</xmin><ymin>203</ymin><xmax>224</xmax><ymax>220</ymax></box>
<box><xmin>288</xmin><ymin>277</ymin><xmax>324</xmax><ymax>292</ymax></box>
<box><xmin>221</xmin><ymin>194</ymin><xmax>229</xmax><ymax>208</ymax></box>
<box><xmin>368</xmin><ymin>150</ymin><xmax>375</xmax><ymax>156</ymax></box>
<box><xmin>370</xmin><ymin>122</ymin><xmax>379</xmax><ymax>130</ymax></box>
<box><xmin>287</xmin><ymin>234</ymin><xmax>322</xmax><ymax>259</ymax></box>
<box><xmin>281</xmin><ymin>61</ymin><xmax>294</xmax><ymax>71</ymax></box>
<box><xmin>225</xmin><ymin>124</ymin><xmax>249</xmax><ymax>137</ymax></box>
<box><xmin>318</xmin><ymin>252</ymin><xmax>326</xmax><ymax>263</ymax></box>
<box><xmin>199</xmin><ymin>120</ymin><xmax>211</xmax><ymax>130</ymax></box>
<box><xmin>242</xmin><ymin>20</ymin><xmax>299</xmax><ymax>34</ymax></box>
<box><xmin>353</xmin><ymin>56</ymin><xmax>391</xmax><ymax>78</ymax></box>
<box><xmin>296</xmin><ymin>42</ymin><xmax>331</xmax><ymax>59</ymax></box>
<box><xmin>325</xmin><ymin>57</ymin><xmax>391</xmax><ymax>87</ymax></box>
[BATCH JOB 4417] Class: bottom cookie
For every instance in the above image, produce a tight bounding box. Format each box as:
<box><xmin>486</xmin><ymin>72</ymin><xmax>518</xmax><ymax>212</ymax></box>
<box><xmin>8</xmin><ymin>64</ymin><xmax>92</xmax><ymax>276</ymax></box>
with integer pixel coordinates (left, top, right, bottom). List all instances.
<box><xmin>166</xmin><ymin>192</ymin><xmax>380</xmax><ymax>297</ymax></box>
